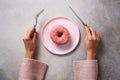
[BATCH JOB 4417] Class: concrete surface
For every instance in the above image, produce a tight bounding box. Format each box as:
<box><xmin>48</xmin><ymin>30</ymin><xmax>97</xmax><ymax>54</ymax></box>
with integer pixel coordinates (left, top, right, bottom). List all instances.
<box><xmin>0</xmin><ymin>0</ymin><xmax>120</xmax><ymax>80</ymax></box>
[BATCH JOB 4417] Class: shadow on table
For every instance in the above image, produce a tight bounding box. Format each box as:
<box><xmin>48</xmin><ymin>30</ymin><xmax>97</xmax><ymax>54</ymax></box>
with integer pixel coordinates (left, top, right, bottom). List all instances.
<box><xmin>96</xmin><ymin>39</ymin><xmax>104</xmax><ymax>80</ymax></box>
<box><xmin>0</xmin><ymin>69</ymin><xmax>11</xmax><ymax>80</ymax></box>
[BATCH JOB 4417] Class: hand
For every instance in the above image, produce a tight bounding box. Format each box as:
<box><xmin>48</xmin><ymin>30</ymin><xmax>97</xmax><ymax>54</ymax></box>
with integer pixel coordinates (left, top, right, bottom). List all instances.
<box><xmin>23</xmin><ymin>26</ymin><xmax>37</xmax><ymax>59</ymax></box>
<box><xmin>85</xmin><ymin>26</ymin><xmax>100</xmax><ymax>60</ymax></box>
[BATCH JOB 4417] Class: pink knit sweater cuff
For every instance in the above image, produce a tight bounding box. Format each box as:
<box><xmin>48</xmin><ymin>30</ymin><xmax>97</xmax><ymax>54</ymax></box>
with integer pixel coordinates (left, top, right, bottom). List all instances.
<box><xmin>19</xmin><ymin>58</ymin><xmax>48</xmax><ymax>80</ymax></box>
<box><xmin>73</xmin><ymin>60</ymin><xmax>98</xmax><ymax>80</ymax></box>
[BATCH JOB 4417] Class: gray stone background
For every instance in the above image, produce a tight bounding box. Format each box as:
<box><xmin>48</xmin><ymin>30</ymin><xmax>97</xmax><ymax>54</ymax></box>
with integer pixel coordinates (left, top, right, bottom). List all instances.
<box><xmin>0</xmin><ymin>0</ymin><xmax>120</xmax><ymax>80</ymax></box>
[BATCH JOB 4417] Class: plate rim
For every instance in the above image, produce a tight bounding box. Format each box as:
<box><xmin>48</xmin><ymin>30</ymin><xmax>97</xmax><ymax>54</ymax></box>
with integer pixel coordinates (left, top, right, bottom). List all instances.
<box><xmin>41</xmin><ymin>16</ymin><xmax>81</xmax><ymax>55</ymax></box>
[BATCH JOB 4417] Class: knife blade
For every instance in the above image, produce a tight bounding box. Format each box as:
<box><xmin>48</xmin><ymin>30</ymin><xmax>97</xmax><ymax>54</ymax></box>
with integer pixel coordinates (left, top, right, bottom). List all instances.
<box><xmin>69</xmin><ymin>6</ymin><xmax>87</xmax><ymax>26</ymax></box>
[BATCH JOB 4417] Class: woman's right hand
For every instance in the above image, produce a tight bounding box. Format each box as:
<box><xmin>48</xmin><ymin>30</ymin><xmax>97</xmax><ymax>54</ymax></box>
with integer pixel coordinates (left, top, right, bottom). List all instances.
<box><xmin>85</xmin><ymin>26</ymin><xmax>100</xmax><ymax>60</ymax></box>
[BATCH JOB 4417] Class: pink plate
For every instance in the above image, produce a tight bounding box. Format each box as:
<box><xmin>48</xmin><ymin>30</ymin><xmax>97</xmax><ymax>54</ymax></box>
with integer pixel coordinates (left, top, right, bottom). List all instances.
<box><xmin>41</xmin><ymin>16</ymin><xmax>80</xmax><ymax>55</ymax></box>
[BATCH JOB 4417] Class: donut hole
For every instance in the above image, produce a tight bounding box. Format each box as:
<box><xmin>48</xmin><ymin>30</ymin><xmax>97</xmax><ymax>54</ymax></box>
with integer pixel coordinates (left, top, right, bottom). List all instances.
<box><xmin>57</xmin><ymin>31</ymin><xmax>63</xmax><ymax>37</ymax></box>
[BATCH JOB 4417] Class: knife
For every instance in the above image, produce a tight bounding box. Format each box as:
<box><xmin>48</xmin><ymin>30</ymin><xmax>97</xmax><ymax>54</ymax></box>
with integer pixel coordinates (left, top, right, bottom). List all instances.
<box><xmin>69</xmin><ymin>6</ymin><xmax>87</xmax><ymax>27</ymax></box>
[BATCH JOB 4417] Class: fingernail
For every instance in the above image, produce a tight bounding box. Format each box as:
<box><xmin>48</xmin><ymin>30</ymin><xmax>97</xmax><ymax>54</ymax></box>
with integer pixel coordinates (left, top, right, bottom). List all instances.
<box><xmin>34</xmin><ymin>25</ymin><xmax>36</xmax><ymax>27</ymax></box>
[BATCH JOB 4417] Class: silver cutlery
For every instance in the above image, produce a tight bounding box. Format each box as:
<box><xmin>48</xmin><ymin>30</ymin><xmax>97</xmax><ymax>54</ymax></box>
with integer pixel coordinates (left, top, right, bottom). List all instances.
<box><xmin>69</xmin><ymin>6</ymin><xmax>87</xmax><ymax>26</ymax></box>
<box><xmin>34</xmin><ymin>9</ymin><xmax>44</xmax><ymax>27</ymax></box>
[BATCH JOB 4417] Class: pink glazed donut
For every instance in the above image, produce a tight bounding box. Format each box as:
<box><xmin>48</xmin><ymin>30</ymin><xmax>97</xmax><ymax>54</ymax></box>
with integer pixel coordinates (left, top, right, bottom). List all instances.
<box><xmin>50</xmin><ymin>25</ymin><xmax>70</xmax><ymax>45</ymax></box>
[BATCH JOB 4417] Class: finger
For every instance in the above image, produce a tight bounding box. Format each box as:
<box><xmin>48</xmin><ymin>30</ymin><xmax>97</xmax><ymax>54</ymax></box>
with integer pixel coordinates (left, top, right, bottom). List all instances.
<box><xmin>85</xmin><ymin>26</ymin><xmax>92</xmax><ymax>40</ymax></box>
<box><xmin>97</xmin><ymin>33</ymin><xmax>100</xmax><ymax>41</ymax></box>
<box><xmin>23</xmin><ymin>35</ymin><xmax>30</xmax><ymax>42</ymax></box>
<box><xmin>32</xmin><ymin>32</ymin><xmax>37</xmax><ymax>41</ymax></box>
<box><xmin>89</xmin><ymin>27</ymin><xmax>97</xmax><ymax>40</ymax></box>
<box><xmin>93</xmin><ymin>29</ymin><xmax>100</xmax><ymax>41</ymax></box>
<box><xmin>28</xmin><ymin>27</ymin><xmax>36</xmax><ymax>35</ymax></box>
<box><xmin>26</xmin><ymin>27</ymin><xmax>36</xmax><ymax>38</ymax></box>
<box><xmin>85</xmin><ymin>34</ymin><xmax>88</xmax><ymax>41</ymax></box>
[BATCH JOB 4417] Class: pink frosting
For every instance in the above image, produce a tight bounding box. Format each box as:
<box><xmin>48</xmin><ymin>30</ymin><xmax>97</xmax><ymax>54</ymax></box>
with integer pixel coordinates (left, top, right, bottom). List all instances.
<box><xmin>50</xmin><ymin>25</ymin><xmax>70</xmax><ymax>45</ymax></box>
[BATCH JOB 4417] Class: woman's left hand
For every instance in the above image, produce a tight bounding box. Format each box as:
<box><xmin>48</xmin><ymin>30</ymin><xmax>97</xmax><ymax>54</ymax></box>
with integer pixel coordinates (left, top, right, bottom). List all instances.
<box><xmin>23</xmin><ymin>26</ymin><xmax>37</xmax><ymax>59</ymax></box>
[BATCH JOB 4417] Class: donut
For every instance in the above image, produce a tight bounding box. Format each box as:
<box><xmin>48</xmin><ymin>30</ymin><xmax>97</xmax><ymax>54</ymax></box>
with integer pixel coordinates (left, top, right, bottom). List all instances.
<box><xmin>50</xmin><ymin>25</ymin><xmax>70</xmax><ymax>45</ymax></box>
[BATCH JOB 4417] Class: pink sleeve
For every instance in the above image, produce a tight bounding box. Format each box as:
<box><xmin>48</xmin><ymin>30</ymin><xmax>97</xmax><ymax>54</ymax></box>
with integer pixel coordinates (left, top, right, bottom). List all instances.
<box><xmin>19</xmin><ymin>58</ymin><xmax>48</xmax><ymax>80</ymax></box>
<box><xmin>73</xmin><ymin>60</ymin><xmax>98</xmax><ymax>80</ymax></box>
